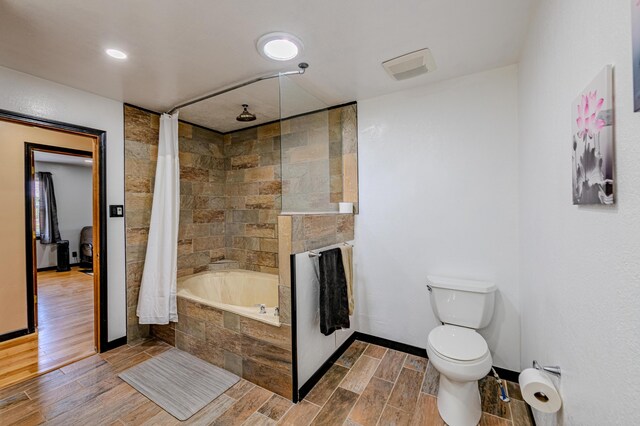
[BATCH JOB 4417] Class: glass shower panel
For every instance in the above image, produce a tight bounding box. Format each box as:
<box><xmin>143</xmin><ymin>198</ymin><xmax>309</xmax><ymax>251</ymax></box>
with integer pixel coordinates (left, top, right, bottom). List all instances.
<box><xmin>279</xmin><ymin>75</ymin><xmax>338</xmax><ymax>214</ymax></box>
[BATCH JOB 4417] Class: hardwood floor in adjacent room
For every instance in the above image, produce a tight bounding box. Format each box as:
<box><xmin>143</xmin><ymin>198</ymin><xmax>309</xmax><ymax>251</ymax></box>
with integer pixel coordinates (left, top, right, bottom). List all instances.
<box><xmin>0</xmin><ymin>267</ymin><xmax>95</xmax><ymax>389</ymax></box>
<box><xmin>0</xmin><ymin>337</ymin><xmax>535</xmax><ymax>426</ymax></box>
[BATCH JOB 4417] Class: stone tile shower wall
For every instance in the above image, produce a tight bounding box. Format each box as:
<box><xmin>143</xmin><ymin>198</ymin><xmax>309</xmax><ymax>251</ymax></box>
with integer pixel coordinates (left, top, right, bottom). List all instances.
<box><xmin>281</xmin><ymin>103</ymin><xmax>359</xmax><ymax>213</ymax></box>
<box><xmin>124</xmin><ymin>105</ymin><xmax>225</xmax><ymax>342</ymax></box>
<box><xmin>222</xmin><ymin>104</ymin><xmax>358</xmax><ymax>272</ymax></box>
<box><xmin>223</xmin><ymin>122</ymin><xmax>282</xmax><ymax>274</ymax></box>
<box><xmin>280</xmin><ymin>112</ymin><xmax>331</xmax><ymax>212</ymax></box>
<box><xmin>178</xmin><ymin>123</ymin><xmax>226</xmax><ymax>276</ymax></box>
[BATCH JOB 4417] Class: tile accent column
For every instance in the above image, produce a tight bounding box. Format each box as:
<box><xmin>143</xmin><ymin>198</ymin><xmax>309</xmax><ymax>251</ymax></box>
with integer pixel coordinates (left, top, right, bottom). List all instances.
<box><xmin>124</xmin><ymin>105</ymin><xmax>159</xmax><ymax>342</ymax></box>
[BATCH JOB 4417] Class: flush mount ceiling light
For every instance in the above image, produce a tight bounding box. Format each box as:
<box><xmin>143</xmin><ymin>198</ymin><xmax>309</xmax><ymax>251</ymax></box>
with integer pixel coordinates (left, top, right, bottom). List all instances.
<box><xmin>105</xmin><ymin>48</ymin><xmax>127</xmax><ymax>60</ymax></box>
<box><xmin>257</xmin><ymin>32</ymin><xmax>303</xmax><ymax>61</ymax></box>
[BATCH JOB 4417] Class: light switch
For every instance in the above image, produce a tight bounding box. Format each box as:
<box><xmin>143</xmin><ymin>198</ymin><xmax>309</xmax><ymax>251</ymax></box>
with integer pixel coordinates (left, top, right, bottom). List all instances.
<box><xmin>110</xmin><ymin>205</ymin><xmax>124</xmax><ymax>217</ymax></box>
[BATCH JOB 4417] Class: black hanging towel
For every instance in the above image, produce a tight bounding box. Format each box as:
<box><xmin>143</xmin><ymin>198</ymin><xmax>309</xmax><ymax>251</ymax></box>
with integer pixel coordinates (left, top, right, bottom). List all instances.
<box><xmin>318</xmin><ymin>248</ymin><xmax>350</xmax><ymax>336</ymax></box>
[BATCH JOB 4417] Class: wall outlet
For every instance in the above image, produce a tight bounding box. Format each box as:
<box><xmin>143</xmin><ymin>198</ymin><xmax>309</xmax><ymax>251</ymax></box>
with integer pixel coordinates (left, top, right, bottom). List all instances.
<box><xmin>72</xmin><ymin>251</ymin><xmax>77</xmax><ymax>257</ymax></box>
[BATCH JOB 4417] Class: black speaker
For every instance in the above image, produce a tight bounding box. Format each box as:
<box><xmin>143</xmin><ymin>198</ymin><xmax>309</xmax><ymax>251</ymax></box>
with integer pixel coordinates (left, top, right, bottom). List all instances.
<box><xmin>56</xmin><ymin>240</ymin><xmax>70</xmax><ymax>272</ymax></box>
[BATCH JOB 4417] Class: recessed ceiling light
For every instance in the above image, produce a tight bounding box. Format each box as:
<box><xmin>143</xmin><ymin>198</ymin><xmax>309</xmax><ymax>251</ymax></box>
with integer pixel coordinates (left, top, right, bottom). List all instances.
<box><xmin>257</xmin><ymin>32</ymin><xmax>303</xmax><ymax>61</ymax></box>
<box><xmin>105</xmin><ymin>48</ymin><xmax>127</xmax><ymax>60</ymax></box>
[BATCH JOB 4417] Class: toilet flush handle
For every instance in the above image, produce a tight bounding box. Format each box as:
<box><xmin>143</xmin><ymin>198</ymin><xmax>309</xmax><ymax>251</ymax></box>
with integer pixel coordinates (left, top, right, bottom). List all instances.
<box><xmin>426</xmin><ymin>284</ymin><xmax>432</xmax><ymax>292</ymax></box>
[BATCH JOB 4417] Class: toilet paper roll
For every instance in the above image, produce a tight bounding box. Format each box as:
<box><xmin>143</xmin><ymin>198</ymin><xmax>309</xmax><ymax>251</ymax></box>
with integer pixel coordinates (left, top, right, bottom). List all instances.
<box><xmin>518</xmin><ymin>368</ymin><xmax>562</xmax><ymax>413</ymax></box>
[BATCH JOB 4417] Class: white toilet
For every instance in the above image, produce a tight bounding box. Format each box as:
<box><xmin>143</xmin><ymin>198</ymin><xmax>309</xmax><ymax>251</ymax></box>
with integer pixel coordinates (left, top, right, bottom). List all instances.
<box><xmin>426</xmin><ymin>276</ymin><xmax>497</xmax><ymax>426</ymax></box>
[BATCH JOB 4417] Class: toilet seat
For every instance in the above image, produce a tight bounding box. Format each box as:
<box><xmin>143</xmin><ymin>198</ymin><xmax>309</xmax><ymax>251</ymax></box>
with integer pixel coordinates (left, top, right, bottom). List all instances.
<box><xmin>428</xmin><ymin>324</ymin><xmax>488</xmax><ymax>362</ymax></box>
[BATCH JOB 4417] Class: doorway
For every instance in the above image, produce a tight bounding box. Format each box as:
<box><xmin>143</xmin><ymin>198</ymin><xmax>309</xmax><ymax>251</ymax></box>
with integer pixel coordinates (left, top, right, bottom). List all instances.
<box><xmin>0</xmin><ymin>110</ymin><xmax>108</xmax><ymax>389</ymax></box>
<box><xmin>31</xmin><ymin>147</ymin><xmax>96</xmax><ymax>359</ymax></box>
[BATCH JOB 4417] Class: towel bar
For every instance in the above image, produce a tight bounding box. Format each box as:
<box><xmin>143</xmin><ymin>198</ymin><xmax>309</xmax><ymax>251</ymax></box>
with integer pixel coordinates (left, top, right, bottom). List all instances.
<box><xmin>308</xmin><ymin>242</ymin><xmax>353</xmax><ymax>258</ymax></box>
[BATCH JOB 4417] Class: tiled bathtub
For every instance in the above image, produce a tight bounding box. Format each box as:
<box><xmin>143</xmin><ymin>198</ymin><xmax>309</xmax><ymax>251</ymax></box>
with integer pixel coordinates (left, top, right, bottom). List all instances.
<box><xmin>178</xmin><ymin>269</ymin><xmax>280</xmax><ymax>326</ymax></box>
<box><xmin>174</xmin><ymin>269</ymin><xmax>293</xmax><ymax>398</ymax></box>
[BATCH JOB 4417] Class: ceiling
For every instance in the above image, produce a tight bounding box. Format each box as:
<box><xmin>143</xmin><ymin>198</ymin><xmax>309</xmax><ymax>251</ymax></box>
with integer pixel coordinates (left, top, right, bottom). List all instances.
<box><xmin>0</xmin><ymin>0</ymin><xmax>535</xmax><ymax>132</ymax></box>
<box><xmin>35</xmin><ymin>151</ymin><xmax>93</xmax><ymax>167</ymax></box>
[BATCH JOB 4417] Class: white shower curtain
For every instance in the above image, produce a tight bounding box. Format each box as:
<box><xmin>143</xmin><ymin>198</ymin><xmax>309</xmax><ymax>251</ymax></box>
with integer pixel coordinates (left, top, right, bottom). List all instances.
<box><xmin>137</xmin><ymin>112</ymin><xmax>180</xmax><ymax>324</ymax></box>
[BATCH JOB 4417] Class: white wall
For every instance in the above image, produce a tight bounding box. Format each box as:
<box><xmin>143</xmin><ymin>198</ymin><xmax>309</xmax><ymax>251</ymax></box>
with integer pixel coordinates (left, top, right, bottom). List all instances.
<box><xmin>519</xmin><ymin>1</ymin><xmax>640</xmax><ymax>424</ymax></box>
<box><xmin>0</xmin><ymin>65</ymin><xmax>126</xmax><ymax>342</ymax></box>
<box><xmin>355</xmin><ymin>65</ymin><xmax>520</xmax><ymax>370</ymax></box>
<box><xmin>35</xmin><ymin>161</ymin><xmax>93</xmax><ymax>269</ymax></box>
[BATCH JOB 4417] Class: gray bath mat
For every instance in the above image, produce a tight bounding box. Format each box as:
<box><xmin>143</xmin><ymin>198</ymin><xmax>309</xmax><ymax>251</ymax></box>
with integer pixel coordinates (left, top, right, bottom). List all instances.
<box><xmin>118</xmin><ymin>348</ymin><xmax>239</xmax><ymax>420</ymax></box>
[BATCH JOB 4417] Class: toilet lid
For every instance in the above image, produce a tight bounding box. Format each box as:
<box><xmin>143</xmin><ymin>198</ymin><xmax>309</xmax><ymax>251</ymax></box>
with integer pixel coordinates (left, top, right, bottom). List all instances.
<box><xmin>428</xmin><ymin>325</ymin><xmax>488</xmax><ymax>361</ymax></box>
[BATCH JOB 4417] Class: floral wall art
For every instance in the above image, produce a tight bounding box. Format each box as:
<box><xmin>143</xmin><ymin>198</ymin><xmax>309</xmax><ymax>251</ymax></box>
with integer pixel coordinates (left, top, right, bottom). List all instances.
<box><xmin>571</xmin><ymin>65</ymin><xmax>614</xmax><ymax>205</ymax></box>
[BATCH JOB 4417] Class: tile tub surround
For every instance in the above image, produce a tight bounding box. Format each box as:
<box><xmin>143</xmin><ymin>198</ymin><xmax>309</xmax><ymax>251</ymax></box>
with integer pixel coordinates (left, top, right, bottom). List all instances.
<box><xmin>124</xmin><ymin>105</ymin><xmax>225</xmax><ymax>342</ymax></box>
<box><xmin>119</xmin><ymin>105</ymin><xmax>357</xmax><ymax>413</ymax></box>
<box><xmin>172</xmin><ymin>210</ymin><xmax>356</xmax><ymax>400</ymax></box>
<box><xmin>124</xmin><ymin>104</ymin><xmax>358</xmax><ymax>356</ymax></box>
<box><xmin>0</xmin><ymin>338</ymin><xmax>534</xmax><ymax>425</ymax></box>
<box><xmin>175</xmin><ymin>296</ymin><xmax>293</xmax><ymax>399</ymax></box>
<box><xmin>223</xmin><ymin>123</ymin><xmax>282</xmax><ymax>274</ymax></box>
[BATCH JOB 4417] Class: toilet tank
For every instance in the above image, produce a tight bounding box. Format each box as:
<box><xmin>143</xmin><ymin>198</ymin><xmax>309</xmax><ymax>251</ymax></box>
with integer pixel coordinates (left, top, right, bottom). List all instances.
<box><xmin>427</xmin><ymin>275</ymin><xmax>497</xmax><ymax>329</ymax></box>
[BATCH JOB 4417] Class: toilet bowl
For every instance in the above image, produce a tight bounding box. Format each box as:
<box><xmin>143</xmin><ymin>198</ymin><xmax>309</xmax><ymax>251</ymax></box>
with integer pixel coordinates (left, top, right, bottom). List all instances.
<box><xmin>427</xmin><ymin>324</ymin><xmax>492</xmax><ymax>426</ymax></box>
<box><xmin>426</xmin><ymin>276</ymin><xmax>497</xmax><ymax>426</ymax></box>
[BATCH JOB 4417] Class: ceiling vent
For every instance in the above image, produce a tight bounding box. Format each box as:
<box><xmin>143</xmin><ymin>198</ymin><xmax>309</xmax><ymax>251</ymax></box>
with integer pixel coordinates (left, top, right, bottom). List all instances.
<box><xmin>382</xmin><ymin>48</ymin><xmax>437</xmax><ymax>81</ymax></box>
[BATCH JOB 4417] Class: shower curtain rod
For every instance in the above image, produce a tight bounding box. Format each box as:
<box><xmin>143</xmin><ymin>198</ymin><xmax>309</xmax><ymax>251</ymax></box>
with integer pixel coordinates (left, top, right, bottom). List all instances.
<box><xmin>166</xmin><ymin>62</ymin><xmax>309</xmax><ymax>115</ymax></box>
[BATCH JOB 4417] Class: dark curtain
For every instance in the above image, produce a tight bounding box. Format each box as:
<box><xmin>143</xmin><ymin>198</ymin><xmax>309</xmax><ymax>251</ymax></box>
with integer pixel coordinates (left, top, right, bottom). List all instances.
<box><xmin>38</xmin><ymin>172</ymin><xmax>61</xmax><ymax>244</ymax></box>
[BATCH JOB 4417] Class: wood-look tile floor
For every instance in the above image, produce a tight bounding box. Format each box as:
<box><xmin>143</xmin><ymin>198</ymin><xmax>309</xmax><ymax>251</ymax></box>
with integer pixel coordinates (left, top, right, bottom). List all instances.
<box><xmin>0</xmin><ymin>267</ymin><xmax>95</xmax><ymax>389</ymax></box>
<box><xmin>0</xmin><ymin>338</ymin><xmax>535</xmax><ymax>426</ymax></box>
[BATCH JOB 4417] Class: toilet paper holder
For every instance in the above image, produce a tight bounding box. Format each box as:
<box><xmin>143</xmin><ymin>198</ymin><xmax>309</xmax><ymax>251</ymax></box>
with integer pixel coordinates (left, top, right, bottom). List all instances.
<box><xmin>533</xmin><ymin>360</ymin><xmax>561</xmax><ymax>377</ymax></box>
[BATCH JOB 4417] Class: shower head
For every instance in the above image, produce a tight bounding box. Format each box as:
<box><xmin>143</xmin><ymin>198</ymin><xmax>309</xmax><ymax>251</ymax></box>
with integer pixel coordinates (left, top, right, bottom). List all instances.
<box><xmin>236</xmin><ymin>104</ymin><xmax>256</xmax><ymax>122</ymax></box>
